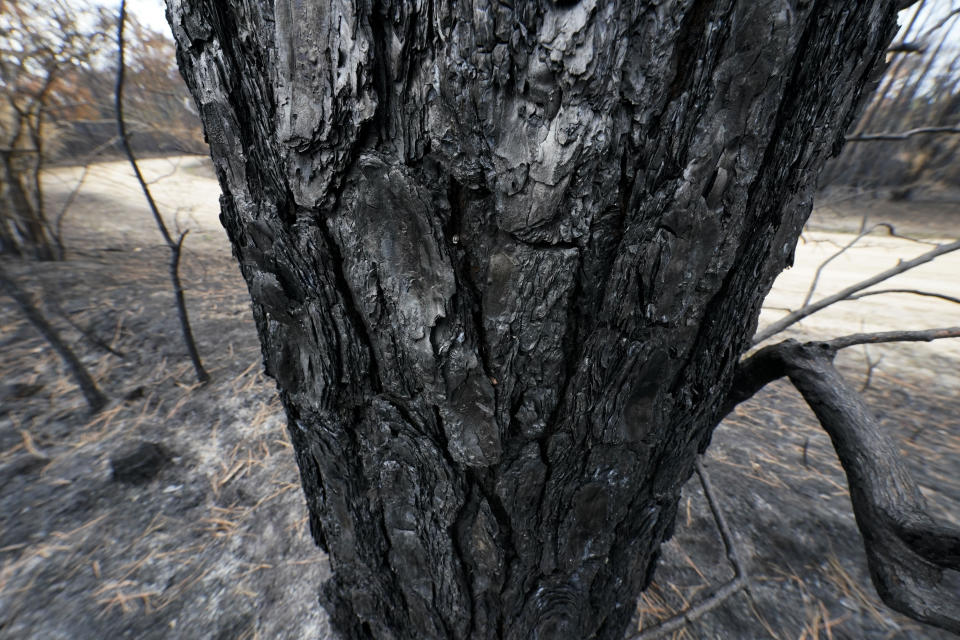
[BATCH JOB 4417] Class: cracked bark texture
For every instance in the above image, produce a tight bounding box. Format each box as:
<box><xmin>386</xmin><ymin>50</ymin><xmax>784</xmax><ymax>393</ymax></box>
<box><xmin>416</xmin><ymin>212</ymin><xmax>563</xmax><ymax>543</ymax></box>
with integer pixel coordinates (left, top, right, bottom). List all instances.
<box><xmin>167</xmin><ymin>1</ymin><xmax>901</xmax><ymax>638</ymax></box>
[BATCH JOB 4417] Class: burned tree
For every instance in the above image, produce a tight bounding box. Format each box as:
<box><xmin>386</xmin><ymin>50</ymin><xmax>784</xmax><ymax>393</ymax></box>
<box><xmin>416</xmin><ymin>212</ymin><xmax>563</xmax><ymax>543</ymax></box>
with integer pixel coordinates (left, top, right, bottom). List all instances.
<box><xmin>0</xmin><ymin>0</ymin><xmax>104</xmax><ymax>259</ymax></box>
<box><xmin>167</xmin><ymin>1</ymin><xmax>955</xmax><ymax>638</ymax></box>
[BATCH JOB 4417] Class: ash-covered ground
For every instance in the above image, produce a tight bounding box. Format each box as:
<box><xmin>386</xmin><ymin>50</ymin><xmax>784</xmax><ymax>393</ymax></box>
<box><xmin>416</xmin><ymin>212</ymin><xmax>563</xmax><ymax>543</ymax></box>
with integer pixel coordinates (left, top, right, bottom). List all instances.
<box><xmin>1</xmin><ymin>158</ymin><xmax>957</xmax><ymax>639</ymax></box>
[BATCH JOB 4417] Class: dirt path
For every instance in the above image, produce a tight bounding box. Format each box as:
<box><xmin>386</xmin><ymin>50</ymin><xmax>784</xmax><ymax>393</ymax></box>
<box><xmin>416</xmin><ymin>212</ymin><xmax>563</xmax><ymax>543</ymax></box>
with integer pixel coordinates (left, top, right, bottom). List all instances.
<box><xmin>0</xmin><ymin>156</ymin><xmax>957</xmax><ymax>639</ymax></box>
<box><xmin>45</xmin><ymin>156</ymin><xmax>226</xmax><ymax>250</ymax></box>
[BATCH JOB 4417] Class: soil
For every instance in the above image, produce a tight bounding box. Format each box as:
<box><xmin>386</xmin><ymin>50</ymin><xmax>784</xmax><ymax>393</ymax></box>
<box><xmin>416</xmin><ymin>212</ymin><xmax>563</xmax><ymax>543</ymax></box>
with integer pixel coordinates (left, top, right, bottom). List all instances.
<box><xmin>1</xmin><ymin>157</ymin><xmax>958</xmax><ymax>639</ymax></box>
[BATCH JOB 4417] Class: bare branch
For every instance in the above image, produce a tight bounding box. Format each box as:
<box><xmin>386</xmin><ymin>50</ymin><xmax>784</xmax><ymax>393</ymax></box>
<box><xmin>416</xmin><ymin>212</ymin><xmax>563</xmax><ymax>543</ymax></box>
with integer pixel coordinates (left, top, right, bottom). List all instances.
<box><xmin>114</xmin><ymin>0</ymin><xmax>174</xmax><ymax>249</ymax></box>
<box><xmin>801</xmin><ymin>218</ymin><xmax>876</xmax><ymax>308</ymax></box>
<box><xmin>630</xmin><ymin>458</ymin><xmax>749</xmax><ymax>640</ymax></box>
<box><xmin>846</xmin><ymin>288</ymin><xmax>960</xmax><ymax>306</ymax></box>
<box><xmin>859</xmin><ymin>345</ymin><xmax>882</xmax><ymax>393</ymax></box>
<box><xmin>845</xmin><ymin>126</ymin><xmax>960</xmax><ymax>142</ymax></box>
<box><xmin>0</xmin><ymin>265</ymin><xmax>107</xmax><ymax>412</ymax></box>
<box><xmin>919</xmin><ymin>7</ymin><xmax>960</xmax><ymax>37</ymax></box>
<box><xmin>114</xmin><ymin>1</ymin><xmax>209</xmax><ymax>385</ymax></box>
<box><xmin>732</xmin><ymin>327</ymin><xmax>960</xmax><ymax>417</ymax></box>
<box><xmin>51</xmin><ymin>164</ymin><xmax>90</xmax><ymax>260</ymax></box>
<box><xmin>725</xmin><ymin>337</ymin><xmax>960</xmax><ymax>633</ymax></box>
<box><xmin>825</xmin><ymin>326</ymin><xmax>960</xmax><ymax>350</ymax></box>
<box><xmin>753</xmin><ymin>239</ymin><xmax>960</xmax><ymax>344</ymax></box>
<box><xmin>886</xmin><ymin>41</ymin><xmax>923</xmax><ymax>54</ymax></box>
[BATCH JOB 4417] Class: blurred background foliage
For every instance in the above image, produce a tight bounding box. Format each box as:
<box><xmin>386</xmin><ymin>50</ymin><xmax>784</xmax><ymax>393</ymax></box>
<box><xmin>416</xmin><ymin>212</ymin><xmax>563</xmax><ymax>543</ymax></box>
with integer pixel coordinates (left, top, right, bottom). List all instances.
<box><xmin>0</xmin><ymin>0</ymin><xmax>202</xmax><ymax>259</ymax></box>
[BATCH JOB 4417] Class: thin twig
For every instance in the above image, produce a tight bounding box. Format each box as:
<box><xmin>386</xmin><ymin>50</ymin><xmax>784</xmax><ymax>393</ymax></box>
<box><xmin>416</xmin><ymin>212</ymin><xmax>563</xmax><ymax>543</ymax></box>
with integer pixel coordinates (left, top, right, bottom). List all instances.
<box><xmin>801</xmin><ymin>217</ymin><xmax>873</xmax><ymax>308</ymax></box>
<box><xmin>859</xmin><ymin>345</ymin><xmax>882</xmax><ymax>393</ymax></box>
<box><xmin>845</xmin><ymin>125</ymin><xmax>960</xmax><ymax>142</ymax></box>
<box><xmin>824</xmin><ymin>326</ymin><xmax>960</xmax><ymax>351</ymax></box>
<box><xmin>631</xmin><ymin>458</ymin><xmax>749</xmax><ymax>640</ymax></box>
<box><xmin>753</xmin><ymin>239</ymin><xmax>960</xmax><ymax>344</ymax></box>
<box><xmin>845</xmin><ymin>288</ymin><xmax>960</xmax><ymax>306</ymax></box>
<box><xmin>50</xmin><ymin>164</ymin><xmax>90</xmax><ymax>260</ymax></box>
<box><xmin>801</xmin><ymin>223</ymin><xmax>946</xmax><ymax>309</ymax></box>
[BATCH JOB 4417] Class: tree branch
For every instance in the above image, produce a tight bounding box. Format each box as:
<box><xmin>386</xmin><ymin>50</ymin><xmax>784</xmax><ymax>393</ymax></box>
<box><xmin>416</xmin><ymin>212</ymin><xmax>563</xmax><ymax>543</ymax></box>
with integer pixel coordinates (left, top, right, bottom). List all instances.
<box><xmin>845</xmin><ymin>288</ymin><xmax>960</xmax><ymax>306</ymax></box>
<box><xmin>732</xmin><ymin>327</ymin><xmax>960</xmax><ymax>418</ymax></box>
<box><xmin>825</xmin><ymin>326</ymin><xmax>960</xmax><ymax>350</ymax></box>
<box><xmin>845</xmin><ymin>126</ymin><xmax>960</xmax><ymax>142</ymax></box>
<box><xmin>724</xmin><ymin>336</ymin><xmax>960</xmax><ymax>634</ymax></box>
<box><xmin>0</xmin><ymin>265</ymin><xmax>107</xmax><ymax>412</ymax></box>
<box><xmin>753</xmin><ymin>239</ymin><xmax>960</xmax><ymax>344</ymax></box>
<box><xmin>886</xmin><ymin>41</ymin><xmax>923</xmax><ymax>54</ymax></box>
<box><xmin>631</xmin><ymin>458</ymin><xmax>749</xmax><ymax>640</ymax></box>
<box><xmin>801</xmin><ymin>219</ymin><xmax>884</xmax><ymax>308</ymax></box>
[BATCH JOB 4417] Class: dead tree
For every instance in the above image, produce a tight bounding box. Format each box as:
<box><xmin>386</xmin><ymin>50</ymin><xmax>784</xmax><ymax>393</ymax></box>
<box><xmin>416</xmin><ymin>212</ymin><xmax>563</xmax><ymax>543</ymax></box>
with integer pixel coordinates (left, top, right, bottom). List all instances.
<box><xmin>115</xmin><ymin>0</ymin><xmax>209</xmax><ymax>384</ymax></box>
<box><xmin>167</xmin><ymin>1</ymin><xmax>951</xmax><ymax>638</ymax></box>
<box><xmin>0</xmin><ymin>0</ymin><xmax>105</xmax><ymax>259</ymax></box>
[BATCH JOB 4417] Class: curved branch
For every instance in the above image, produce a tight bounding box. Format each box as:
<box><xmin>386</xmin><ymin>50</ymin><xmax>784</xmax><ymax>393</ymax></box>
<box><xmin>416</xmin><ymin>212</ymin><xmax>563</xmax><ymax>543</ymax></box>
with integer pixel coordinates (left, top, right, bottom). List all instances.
<box><xmin>731</xmin><ymin>327</ymin><xmax>960</xmax><ymax>418</ymax></box>
<box><xmin>725</xmin><ymin>336</ymin><xmax>960</xmax><ymax>633</ymax></box>
<box><xmin>752</xmin><ymin>239</ymin><xmax>960</xmax><ymax>344</ymax></box>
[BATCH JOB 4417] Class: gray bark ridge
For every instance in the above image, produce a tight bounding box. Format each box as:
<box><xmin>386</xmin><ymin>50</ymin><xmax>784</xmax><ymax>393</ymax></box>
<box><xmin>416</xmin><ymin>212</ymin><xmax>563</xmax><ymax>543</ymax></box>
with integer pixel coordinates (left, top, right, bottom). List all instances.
<box><xmin>168</xmin><ymin>1</ymin><xmax>901</xmax><ymax>638</ymax></box>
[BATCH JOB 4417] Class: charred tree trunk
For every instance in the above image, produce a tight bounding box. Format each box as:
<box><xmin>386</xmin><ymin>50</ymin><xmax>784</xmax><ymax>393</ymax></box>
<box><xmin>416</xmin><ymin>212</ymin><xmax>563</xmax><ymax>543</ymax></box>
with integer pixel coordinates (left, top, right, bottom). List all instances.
<box><xmin>168</xmin><ymin>2</ymin><xmax>900</xmax><ymax>638</ymax></box>
<box><xmin>0</xmin><ymin>149</ymin><xmax>55</xmax><ymax>260</ymax></box>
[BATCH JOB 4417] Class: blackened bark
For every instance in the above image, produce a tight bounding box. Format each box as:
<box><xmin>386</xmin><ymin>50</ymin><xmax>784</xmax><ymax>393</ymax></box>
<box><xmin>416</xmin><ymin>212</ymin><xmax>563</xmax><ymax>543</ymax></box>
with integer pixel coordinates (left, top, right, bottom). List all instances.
<box><xmin>0</xmin><ymin>149</ymin><xmax>55</xmax><ymax>260</ymax></box>
<box><xmin>168</xmin><ymin>2</ymin><xmax>901</xmax><ymax>638</ymax></box>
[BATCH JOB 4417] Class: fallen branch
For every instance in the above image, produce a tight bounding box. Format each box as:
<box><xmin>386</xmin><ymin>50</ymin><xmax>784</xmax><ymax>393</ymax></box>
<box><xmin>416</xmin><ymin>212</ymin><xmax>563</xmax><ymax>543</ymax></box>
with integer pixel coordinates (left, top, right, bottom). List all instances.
<box><xmin>752</xmin><ymin>239</ymin><xmax>960</xmax><ymax>344</ymax></box>
<box><xmin>725</xmin><ymin>334</ymin><xmax>960</xmax><ymax>634</ymax></box>
<box><xmin>631</xmin><ymin>458</ymin><xmax>749</xmax><ymax>640</ymax></box>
